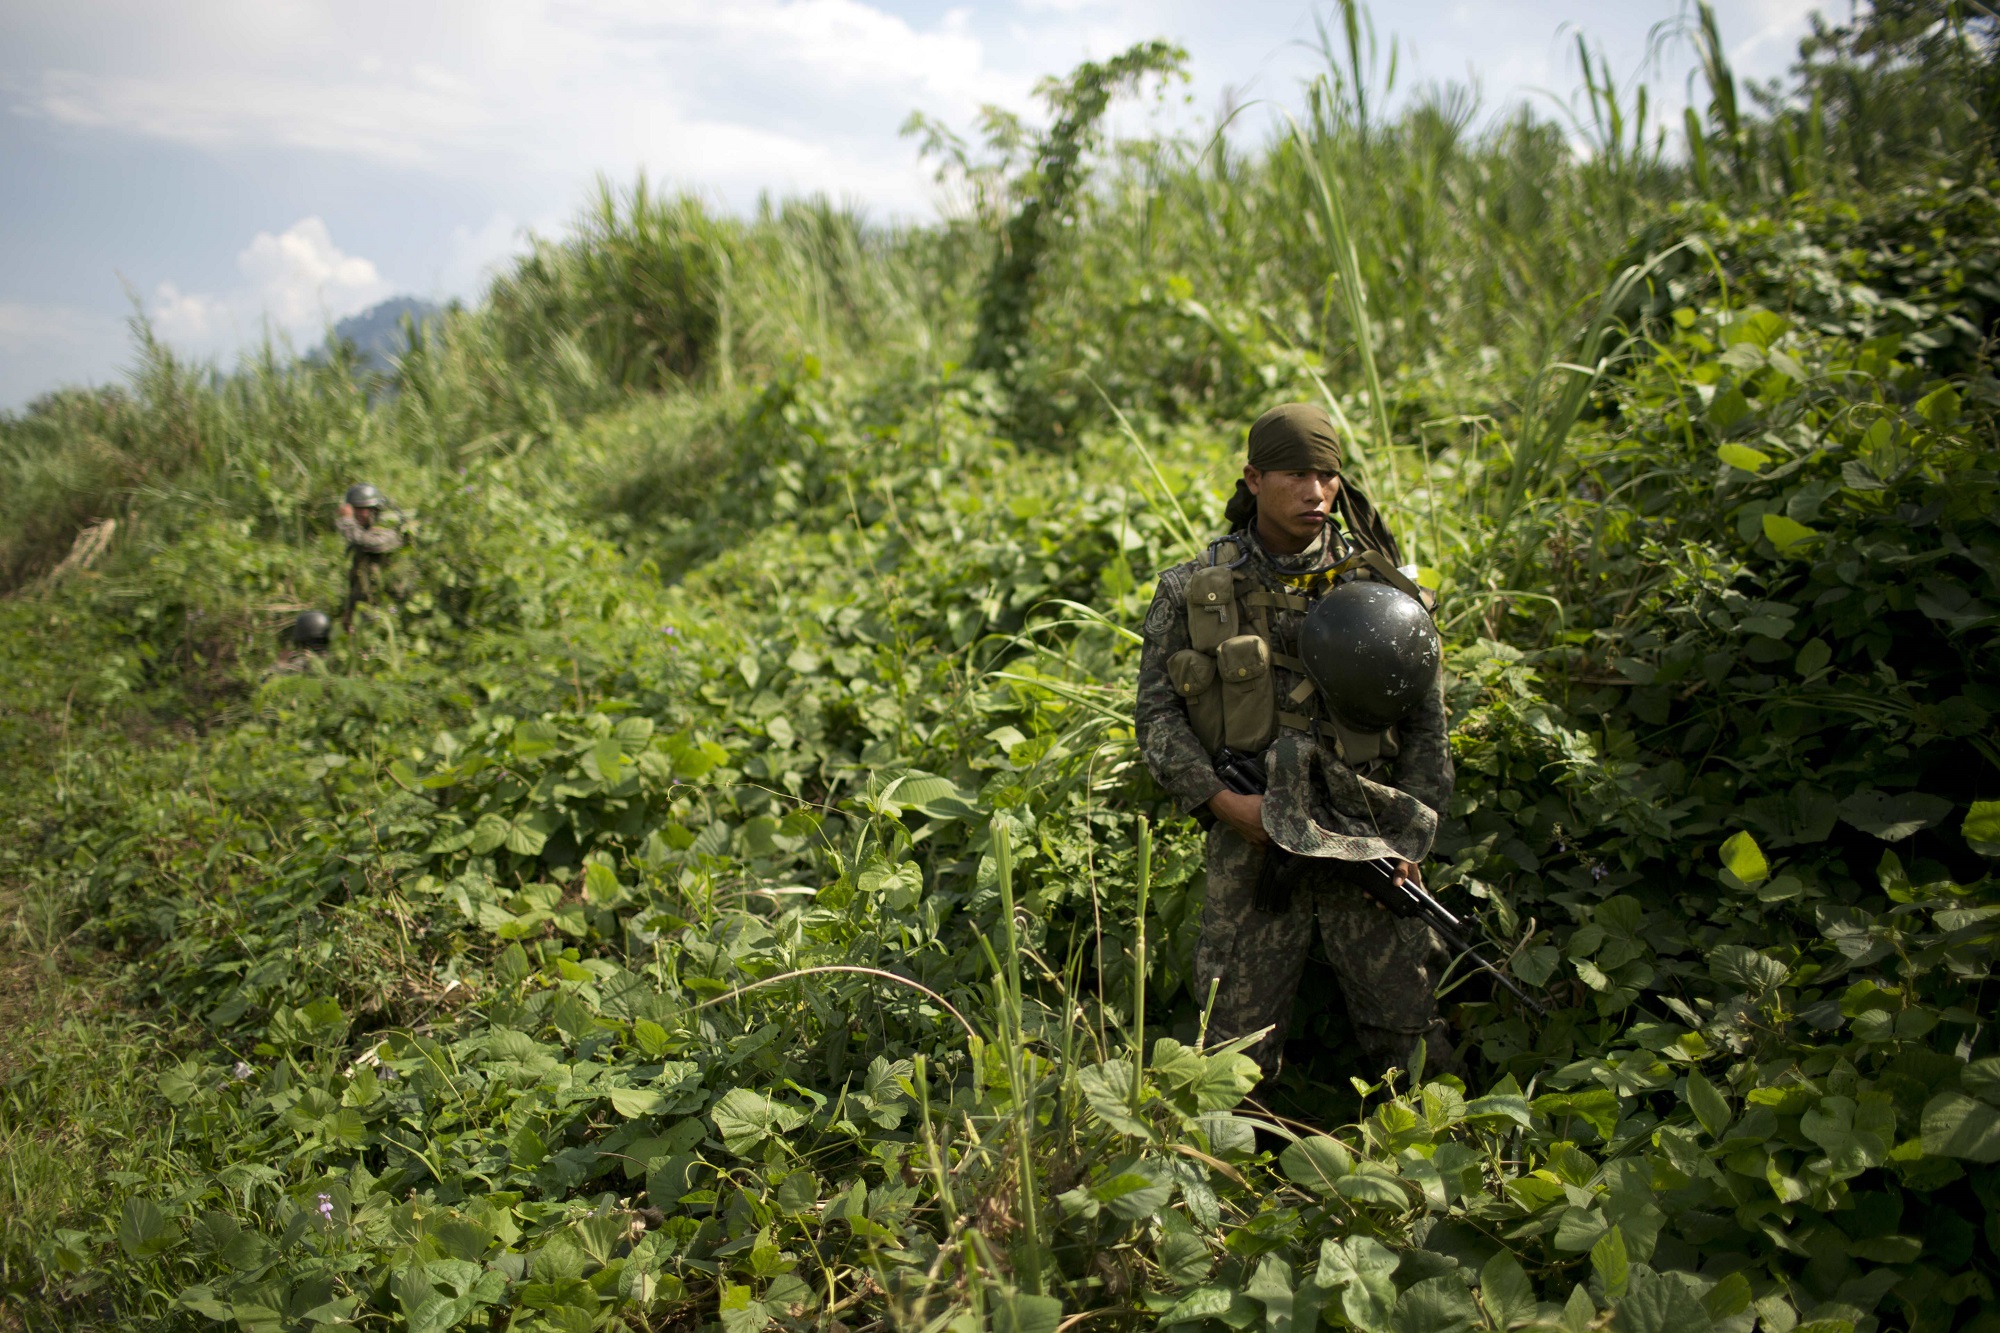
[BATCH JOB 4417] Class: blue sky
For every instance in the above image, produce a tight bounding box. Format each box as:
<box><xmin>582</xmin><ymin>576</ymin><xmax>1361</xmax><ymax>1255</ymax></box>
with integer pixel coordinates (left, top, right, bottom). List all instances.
<box><xmin>0</xmin><ymin>0</ymin><xmax>1824</xmax><ymax>409</ymax></box>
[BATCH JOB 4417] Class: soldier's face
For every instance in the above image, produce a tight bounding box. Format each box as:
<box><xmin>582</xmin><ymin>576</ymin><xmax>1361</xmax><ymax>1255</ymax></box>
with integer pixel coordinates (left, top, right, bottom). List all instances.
<box><xmin>356</xmin><ymin>507</ymin><xmax>377</xmax><ymax>529</ymax></box>
<box><xmin>1244</xmin><ymin>465</ymin><xmax>1339</xmax><ymax>550</ymax></box>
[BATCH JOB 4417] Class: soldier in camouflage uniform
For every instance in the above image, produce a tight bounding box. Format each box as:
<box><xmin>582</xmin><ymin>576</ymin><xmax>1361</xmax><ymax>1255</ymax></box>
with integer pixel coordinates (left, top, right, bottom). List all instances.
<box><xmin>1135</xmin><ymin>403</ymin><xmax>1457</xmax><ymax>1078</ymax></box>
<box><xmin>337</xmin><ymin>483</ymin><xmax>403</xmax><ymax>633</ymax></box>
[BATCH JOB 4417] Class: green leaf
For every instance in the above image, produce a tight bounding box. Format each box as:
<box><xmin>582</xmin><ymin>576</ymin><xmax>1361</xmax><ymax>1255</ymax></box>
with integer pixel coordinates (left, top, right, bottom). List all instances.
<box><xmin>1718</xmin><ymin>830</ymin><xmax>1769</xmax><ymax>886</ymax></box>
<box><xmin>1761</xmin><ymin>512</ymin><xmax>1820</xmax><ymax>553</ymax></box>
<box><xmin>116</xmin><ymin>1198</ymin><xmax>181</xmax><ymax>1259</ymax></box>
<box><xmin>512</xmin><ymin>720</ymin><xmax>559</xmax><ymax>759</ymax></box>
<box><xmin>1686</xmin><ymin>1072</ymin><xmax>1731</xmax><ymax>1138</ymax></box>
<box><xmin>1533</xmin><ymin>1087</ymin><xmax>1621</xmax><ymax>1140</ymax></box>
<box><xmin>469</xmin><ymin>814</ymin><xmax>509</xmax><ymax>855</ymax></box>
<box><xmin>1837</xmin><ymin>790</ymin><xmax>1953</xmax><ymax>841</ymax></box>
<box><xmin>1916</xmin><ymin>385</ymin><xmax>1961</xmax><ymax>427</ymax></box>
<box><xmin>1589</xmin><ymin>1226</ymin><xmax>1629</xmax><ymax>1300</ymax></box>
<box><xmin>990</xmin><ymin>1292</ymin><xmax>1063</xmax><ymax>1333</ymax></box>
<box><xmin>503</xmin><ymin>818</ymin><xmax>549</xmax><ymax>856</ymax></box>
<box><xmin>1799</xmin><ymin>1095</ymin><xmax>1890</xmax><ymax>1178</ymax></box>
<box><xmin>1391</xmin><ymin>1276</ymin><xmax>1479</xmax><ymax>1333</ymax></box>
<box><xmin>583</xmin><ymin>862</ymin><xmax>622</xmax><ymax>905</ymax></box>
<box><xmin>1160</xmin><ymin>1286</ymin><xmax>1240</xmax><ymax>1327</ymax></box>
<box><xmin>1333</xmin><ymin>1164</ymin><xmax>1409</xmax><ymax>1208</ymax></box>
<box><xmin>1075</xmin><ymin>1061</ymin><xmax>1153</xmax><ymax>1139</ymax></box>
<box><xmin>1478</xmin><ymin>1252</ymin><xmax>1537</xmax><ymax>1330</ymax></box>
<box><xmin>1963</xmin><ymin>800</ymin><xmax>2000</xmax><ymax>857</ymax></box>
<box><xmin>1921</xmin><ymin>1091</ymin><xmax>2000</xmax><ymax>1162</ymax></box>
<box><xmin>1702</xmin><ymin>1272</ymin><xmax>1752</xmax><ymax>1321</ymax></box>
<box><xmin>1961</xmin><ymin>1057</ymin><xmax>2000</xmax><ymax>1107</ymax></box>
<box><xmin>1318</xmin><ymin>1236</ymin><xmax>1400</xmax><ymax>1332</ymax></box>
<box><xmin>1511</xmin><ymin>946</ymin><xmax>1559</xmax><ymax>986</ymax></box>
<box><xmin>1280</xmin><ymin>1136</ymin><xmax>1354</xmax><ymax>1194</ymax></box>
<box><xmin>1464</xmin><ymin>1092</ymin><xmax>1532</xmax><ymax>1129</ymax></box>
<box><xmin>1708</xmin><ymin>387</ymin><xmax>1752</xmax><ymax>430</ymax></box>
<box><xmin>1554</xmin><ymin>1207</ymin><xmax>1610</xmax><ymax>1253</ymax></box>
<box><xmin>718</xmin><ymin>1283</ymin><xmax>769</xmax><ymax>1333</ymax></box>
<box><xmin>1716</xmin><ymin>443</ymin><xmax>1771</xmax><ymax>472</ymax></box>
<box><xmin>608</xmin><ymin>1087</ymin><xmax>667</xmax><ymax>1119</ymax></box>
<box><xmin>588</xmin><ymin>737</ymin><xmax>625</xmax><ymax>785</ymax></box>
<box><xmin>1562</xmin><ymin>1285</ymin><xmax>1596</xmax><ymax>1333</ymax></box>
<box><xmin>710</xmin><ymin>1088</ymin><xmax>806</xmax><ymax>1157</ymax></box>
<box><xmin>1794</xmin><ymin>638</ymin><xmax>1831</xmax><ymax>677</ymax></box>
<box><xmin>1092</xmin><ymin>1168</ymin><xmax>1174</xmax><ymax>1220</ymax></box>
<box><xmin>1158</xmin><ymin>1229</ymin><xmax>1214</xmax><ymax>1287</ymax></box>
<box><xmin>1612</xmin><ymin>1267</ymin><xmax>1710</xmax><ymax>1333</ymax></box>
<box><xmin>632</xmin><ymin>1020</ymin><xmax>671</xmax><ymax>1057</ymax></box>
<box><xmin>1247</xmin><ymin>1256</ymin><xmax>1296</xmax><ymax>1332</ymax></box>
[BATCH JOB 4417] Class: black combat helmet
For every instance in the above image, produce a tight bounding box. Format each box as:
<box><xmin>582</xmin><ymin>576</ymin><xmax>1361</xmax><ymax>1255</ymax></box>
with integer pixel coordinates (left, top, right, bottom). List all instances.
<box><xmin>1298</xmin><ymin>580</ymin><xmax>1441</xmax><ymax>730</ymax></box>
<box><xmin>293</xmin><ymin>609</ymin><xmax>332</xmax><ymax>650</ymax></box>
<box><xmin>345</xmin><ymin>482</ymin><xmax>385</xmax><ymax>509</ymax></box>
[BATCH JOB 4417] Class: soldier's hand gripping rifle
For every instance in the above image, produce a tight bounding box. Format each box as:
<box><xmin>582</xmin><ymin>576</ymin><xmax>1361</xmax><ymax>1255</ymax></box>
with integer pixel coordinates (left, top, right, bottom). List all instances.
<box><xmin>1212</xmin><ymin>747</ymin><xmax>1546</xmax><ymax>1014</ymax></box>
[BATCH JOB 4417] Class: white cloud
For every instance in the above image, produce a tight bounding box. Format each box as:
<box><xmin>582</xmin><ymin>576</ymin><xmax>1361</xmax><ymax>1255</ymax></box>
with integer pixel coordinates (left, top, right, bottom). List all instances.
<box><xmin>11</xmin><ymin>1</ymin><xmax>1030</xmax><ymax>216</ymax></box>
<box><xmin>149</xmin><ymin>217</ymin><xmax>392</xmax><ymax>352</ymax></box>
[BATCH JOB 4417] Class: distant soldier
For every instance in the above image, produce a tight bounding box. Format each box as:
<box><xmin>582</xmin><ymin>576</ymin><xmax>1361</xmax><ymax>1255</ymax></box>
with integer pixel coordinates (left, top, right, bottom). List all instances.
<box><xmin>337</xmin><ymin>483</ymin><xmax>403</xmax><ymax>632</ymax></box>
<box><xmin>1134</xmin><ymin>403</ymin><xmax>1457</xmax><ymax>1079</ymax></box>
<box><xmin>272</xmin><ymin>609</ymin><xmax>332</xmax><ymax>674</ymax></box>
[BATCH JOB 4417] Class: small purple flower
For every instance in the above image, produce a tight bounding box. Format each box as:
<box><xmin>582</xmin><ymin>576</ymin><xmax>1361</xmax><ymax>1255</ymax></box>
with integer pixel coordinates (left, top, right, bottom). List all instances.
<box><xmin>317</xmin><ymin>1193</ymin><xmax>334</xmax><ymax>1221</ymax></box>
<box><xmin>1591</xmin><ymin>863</ymin><xmax>1608</xmax><ymax>883</ymax></box>
<box><xmin>232</xmin><ymin>1061</ymin><xmax>253</xmax><ymax>1081</ymax></box>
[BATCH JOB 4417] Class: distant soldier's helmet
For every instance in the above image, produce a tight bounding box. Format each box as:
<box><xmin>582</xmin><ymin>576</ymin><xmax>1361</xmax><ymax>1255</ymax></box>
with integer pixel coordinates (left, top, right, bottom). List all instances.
<box><xmin>345</xmin><ymin>482</ymin><xmax>385</xmax><ymax>509</ymax></box>
<box><xmin>293</xmin><ymin>609</ymin><xmax>332</xmax><ymax>649</ymax></box>
<box><xmin>1298</xmin><ymin>580</ymin><xmax>1441</xmax><ymax>731</ymax></box>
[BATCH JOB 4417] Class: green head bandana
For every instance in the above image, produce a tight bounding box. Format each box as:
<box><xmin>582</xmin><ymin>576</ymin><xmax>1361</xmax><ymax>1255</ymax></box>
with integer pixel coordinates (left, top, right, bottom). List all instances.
<box><xmin>1247</xmin><ymin>402</ymin><xmax>1344</xmax><ymax>474</ymax></box>
<box><xmin>1226</xmin><ymin>401</ymin><xmax>1402</xmax><ymax>562</ymax></box>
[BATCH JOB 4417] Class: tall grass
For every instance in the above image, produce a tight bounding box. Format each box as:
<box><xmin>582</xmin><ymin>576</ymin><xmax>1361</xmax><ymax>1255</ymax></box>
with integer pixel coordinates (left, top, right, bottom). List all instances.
<box><xmin>1</xmin><ymin>0</ymin><xmax>1988</xmax><ymax>592</ymax></box>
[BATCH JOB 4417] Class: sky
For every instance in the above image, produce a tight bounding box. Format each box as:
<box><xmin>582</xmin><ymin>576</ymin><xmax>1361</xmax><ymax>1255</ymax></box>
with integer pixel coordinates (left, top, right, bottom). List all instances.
<box><xmin>0</xmin><ymin>0</ymin><xmax>1827</xmax><ymax>410</ymax></box>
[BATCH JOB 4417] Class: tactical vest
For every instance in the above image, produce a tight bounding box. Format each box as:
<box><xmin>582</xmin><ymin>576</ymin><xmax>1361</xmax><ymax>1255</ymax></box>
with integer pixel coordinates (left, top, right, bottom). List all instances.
<box><xmin>1166</xmin><ymin>534</ymin><xmax>1428</xmax><ymax>773</ymax></box>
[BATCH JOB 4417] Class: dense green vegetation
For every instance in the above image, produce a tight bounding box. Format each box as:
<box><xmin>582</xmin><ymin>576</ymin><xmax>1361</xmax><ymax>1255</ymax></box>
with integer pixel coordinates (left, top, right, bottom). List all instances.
<box><xmin>3</xmin><ymin>4</ymin><xmax>1997</xmax><ymax>1331</ymax></box>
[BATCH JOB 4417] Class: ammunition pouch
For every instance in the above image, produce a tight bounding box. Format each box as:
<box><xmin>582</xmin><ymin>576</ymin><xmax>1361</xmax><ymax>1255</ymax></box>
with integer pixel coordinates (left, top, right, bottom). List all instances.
<box><xmin>1167</xmin><ymin>649</ymin><xmax>1224</xmax><ymax>755</ymax></box>
<box><xmin>1216</xmin><ymin>634</ymin><xmax>1277</xmax><ymax>753</ymax></box>
<box><xmin>1186</xmin><ymin>565</ymin><xmax>1239</xmax><ymax>650</ymax></box>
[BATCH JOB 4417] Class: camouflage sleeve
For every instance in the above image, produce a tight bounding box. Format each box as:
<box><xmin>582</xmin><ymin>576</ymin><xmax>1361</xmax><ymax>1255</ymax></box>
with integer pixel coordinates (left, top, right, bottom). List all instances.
<box><xmin>1134</xmin><ymin>562</ymin><xmax>1226</xmax><ymax>816</ymax></box>
<box><xmin>1390</xmin><ymin>670</ymin><xmax>1454</xmax><ymax>820</ymax></box>
<box><xmin>336</xmin><ymin>515</ymin><xmax>403</xmax><ymax>554</ymax></box>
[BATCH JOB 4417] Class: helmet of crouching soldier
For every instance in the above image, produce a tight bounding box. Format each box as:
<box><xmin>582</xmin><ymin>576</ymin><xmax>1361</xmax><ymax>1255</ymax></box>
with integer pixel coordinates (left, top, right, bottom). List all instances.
<box><xmin>344</xmin><ymin>482</ymin><xmax>386</xmax><ymax>510</ymax></box>
<box><xmin>292</xmin><ymin>609</ymin><xmax>332</xmax><ymax>651</ymax></box>
<box><xmin>1298</xmin><ymin>580</ymin><xmax>1441</xmax><ymax>730</ymax></box>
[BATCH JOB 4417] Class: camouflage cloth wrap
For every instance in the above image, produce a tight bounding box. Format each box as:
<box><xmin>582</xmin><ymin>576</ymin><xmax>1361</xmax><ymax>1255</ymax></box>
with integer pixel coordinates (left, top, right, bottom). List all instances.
<box><xmin>1262</xmin><ymin>669</ymin><xmax>1452</xmax><ymax>862</ymax></box>
<box><xmin>1194</xmin><ymin>824</ymin><xmax>1458</xmax><ymax>1076</ymax></box>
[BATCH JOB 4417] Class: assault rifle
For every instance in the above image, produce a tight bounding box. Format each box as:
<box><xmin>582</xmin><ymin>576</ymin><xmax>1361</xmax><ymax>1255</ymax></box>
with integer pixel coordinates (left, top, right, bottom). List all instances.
<box><xmin>1212</xmin><ymin>748</ymin><xmax>1546</xmax><ymax>1014</ymax></box>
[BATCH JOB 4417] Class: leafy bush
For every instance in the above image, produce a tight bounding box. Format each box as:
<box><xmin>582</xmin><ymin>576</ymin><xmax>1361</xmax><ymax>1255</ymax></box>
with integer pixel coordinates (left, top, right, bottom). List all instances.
<box><xmin>3</xmin><ymin>7</ymin><xmax>1997</xmax><ymax>1331</ymax></box>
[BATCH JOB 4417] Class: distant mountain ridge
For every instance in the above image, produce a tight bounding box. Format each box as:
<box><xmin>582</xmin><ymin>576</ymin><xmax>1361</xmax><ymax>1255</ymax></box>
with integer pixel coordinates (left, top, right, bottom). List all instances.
<box><xmin>327</xmin><ymin>296</ymin><xmax>442</xmax><ymax>374</ymax></box>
